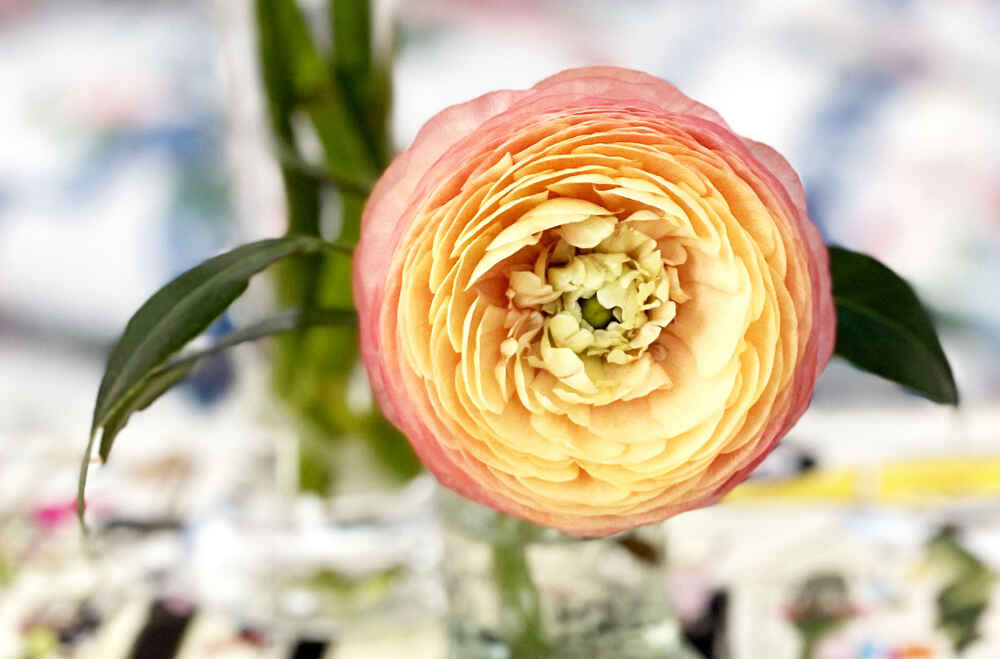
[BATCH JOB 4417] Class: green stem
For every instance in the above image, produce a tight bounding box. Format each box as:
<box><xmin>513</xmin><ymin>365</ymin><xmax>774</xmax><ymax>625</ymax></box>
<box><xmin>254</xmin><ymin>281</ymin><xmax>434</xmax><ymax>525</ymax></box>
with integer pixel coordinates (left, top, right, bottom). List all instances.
<box><xmin>491</xmin><ymin>540</ymin><xmax>550</xmax><ymax>659</ymax></box>
<box><xmin>255</xmin><ymin>0</ymin><xmax>418</xmax><ymax>489</ymax></box>
<box><xmin>272</xmin><ymin>138</ymin><xmax>374</xmax><ymax>194</ymax></box>
<box><xmin>800</xmin><ymin>635</ymin><xmax>817</xmax><ymax>659</ymax></box>
<box><xmin>154</xmin><ymin>307</ymin><xmax>357</xmax><ymax>375</ymax></box>
<box><xmin>331</xmin><ymin>0</ymin><xmax>393</xmax><ymax>170</ymax></box>
<box><xmin>254</xmin><ymin>0</ymin><xmax>325</xmax><ymax>401</ymax></box>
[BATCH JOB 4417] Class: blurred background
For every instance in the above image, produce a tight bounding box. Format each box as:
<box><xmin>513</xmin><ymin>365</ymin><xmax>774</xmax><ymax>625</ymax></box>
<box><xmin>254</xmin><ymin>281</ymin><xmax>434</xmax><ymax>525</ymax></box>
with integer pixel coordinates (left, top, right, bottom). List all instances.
<box><xmin>1</xmin><ymin>0</ymin><xmax>999</xmax><ymax>657</ymax></box>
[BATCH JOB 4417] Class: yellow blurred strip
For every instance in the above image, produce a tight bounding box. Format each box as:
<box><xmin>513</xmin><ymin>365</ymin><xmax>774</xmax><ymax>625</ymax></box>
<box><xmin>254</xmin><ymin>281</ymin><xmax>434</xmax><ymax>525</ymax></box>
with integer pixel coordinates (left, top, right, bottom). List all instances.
<box><xmin>878</xmin><ymin>458</ymin><xmax>1000</xmax><ymax>503</ymax></box>
<box><xmin>725</xmin><ymin>469</ymin><xmax>857</xmax><ymax>503</ymax></box>
<box><xmin>723</xmin><ymin>457</ymin><xmax>1000</xmax><ymax>505</ymax></box>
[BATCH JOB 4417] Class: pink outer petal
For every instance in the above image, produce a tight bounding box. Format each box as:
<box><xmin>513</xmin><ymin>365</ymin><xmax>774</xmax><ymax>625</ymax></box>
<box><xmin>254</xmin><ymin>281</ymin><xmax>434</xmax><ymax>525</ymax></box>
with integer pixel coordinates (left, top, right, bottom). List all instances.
<box><xmin>355</xmin><ymin>66</ymin><xmax>836</xmax><ymax>536</ymax></box>
<box><xmin>354</xmin><ymin>88</ymin><xmax>528</xmax><ymax>410</ymax></box>
<box><xmin>532</xmin><ymin>66</ymin><xmax>731</xmax><ymax>128</ymax></box>
<box><xmin>741</xmin><ymin>137</ymin><xmax>837</xmax><ymax>383</ymax></box>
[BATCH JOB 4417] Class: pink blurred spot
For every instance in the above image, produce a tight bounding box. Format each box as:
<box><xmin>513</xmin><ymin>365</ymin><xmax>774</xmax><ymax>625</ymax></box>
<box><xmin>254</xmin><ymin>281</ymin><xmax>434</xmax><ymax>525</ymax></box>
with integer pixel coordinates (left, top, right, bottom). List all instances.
<box><xmin>32</xmin><ymin>499</ymin><xmax>81</xmax><ymax>532</ymax></box>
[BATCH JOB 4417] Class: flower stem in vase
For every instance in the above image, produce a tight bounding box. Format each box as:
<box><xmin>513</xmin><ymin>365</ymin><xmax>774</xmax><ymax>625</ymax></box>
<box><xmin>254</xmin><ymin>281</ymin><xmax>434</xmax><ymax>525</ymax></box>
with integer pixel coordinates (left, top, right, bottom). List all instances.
<box><xmin>491</xmin><ymin>537</ymin><xmax>550</xmax><ymax>658</ymax></box>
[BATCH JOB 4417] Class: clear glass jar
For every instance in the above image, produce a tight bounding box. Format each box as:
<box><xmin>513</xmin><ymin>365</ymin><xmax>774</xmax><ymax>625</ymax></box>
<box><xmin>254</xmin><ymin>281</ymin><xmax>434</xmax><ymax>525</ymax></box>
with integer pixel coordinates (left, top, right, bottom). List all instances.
<box><xmin>438</xmin><ymin>490</ymin><xmax>701</xmax><ymax>659</ymax></box>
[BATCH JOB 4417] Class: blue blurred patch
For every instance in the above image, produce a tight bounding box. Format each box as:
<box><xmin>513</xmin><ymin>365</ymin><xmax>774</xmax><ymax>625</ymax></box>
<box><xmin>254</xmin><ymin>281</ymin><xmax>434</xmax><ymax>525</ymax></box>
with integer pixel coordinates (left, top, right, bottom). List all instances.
<box><xmin>65</xmin><ymin>119</ymin><xmax>221</xmax><ymax>204</ymax></box>
<box><xmin>802</xmin><ymin>69</ymin><xmax>897</xmax><ymax>235</ymax></box>
<box><xmin>181</xmin><ymin>314</ymin><xmax>235</xmax><ymax>407</ymax></box>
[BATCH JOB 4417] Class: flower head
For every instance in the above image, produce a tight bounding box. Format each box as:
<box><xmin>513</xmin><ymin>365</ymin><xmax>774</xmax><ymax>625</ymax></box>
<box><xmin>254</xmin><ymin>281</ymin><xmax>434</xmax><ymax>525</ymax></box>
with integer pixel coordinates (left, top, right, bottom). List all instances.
<box><xmin>355</xmin><ymin>67</ymin><xmax>835</xmax><ymax>536</ymax></box>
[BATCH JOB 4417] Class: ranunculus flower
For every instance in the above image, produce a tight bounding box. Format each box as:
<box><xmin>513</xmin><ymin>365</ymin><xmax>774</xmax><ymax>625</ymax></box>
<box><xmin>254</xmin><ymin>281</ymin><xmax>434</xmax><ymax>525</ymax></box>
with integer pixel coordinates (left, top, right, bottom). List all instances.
<box><xmin>354</xmin><ymin>67</ymin><xmax>835</xmax><ymax>536</ymax></box>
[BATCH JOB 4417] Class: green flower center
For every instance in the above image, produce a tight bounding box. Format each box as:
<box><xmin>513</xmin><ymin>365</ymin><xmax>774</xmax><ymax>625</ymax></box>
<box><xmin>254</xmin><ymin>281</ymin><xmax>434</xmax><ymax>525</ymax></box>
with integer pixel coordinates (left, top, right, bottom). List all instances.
<box><xmin>580</xmin><ymin>296</ymin><xmax>613</xmax><ymax>330</ymax></box>
<box><xmin>507</xmin><ymin>221</ymin><xmax>681</xmax><ymax>368</ymax></box>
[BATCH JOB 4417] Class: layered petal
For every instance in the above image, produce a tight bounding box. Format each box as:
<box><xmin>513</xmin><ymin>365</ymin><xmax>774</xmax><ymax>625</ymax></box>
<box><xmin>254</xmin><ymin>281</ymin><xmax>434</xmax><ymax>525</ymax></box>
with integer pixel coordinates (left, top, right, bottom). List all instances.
<box><xmin>354</xmin><ymin>67</ymin><xmax>835</xmax><ymax>536</ymax></box>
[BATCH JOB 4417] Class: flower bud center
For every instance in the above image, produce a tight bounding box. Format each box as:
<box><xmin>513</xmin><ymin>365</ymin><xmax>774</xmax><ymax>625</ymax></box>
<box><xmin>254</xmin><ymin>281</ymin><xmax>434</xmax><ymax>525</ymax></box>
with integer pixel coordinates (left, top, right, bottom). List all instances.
<box><xmin>580</xmin><ymin>296</ymin><xmax>613</xmax><ymax>330</ymax></box>
<box><xmin>499</xmin><ymin>207</ymin><xmax>688</xmax><ymax>396</ymax></box>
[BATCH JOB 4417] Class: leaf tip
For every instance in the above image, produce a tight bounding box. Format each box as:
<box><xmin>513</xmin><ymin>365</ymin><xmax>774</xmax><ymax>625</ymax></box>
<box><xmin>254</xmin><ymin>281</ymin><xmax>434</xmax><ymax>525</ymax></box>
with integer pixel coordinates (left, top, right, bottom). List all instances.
<box><xmin>830</xmin><ymin>246</ymin><xmax>960</xmax><ymax>408</ymax></box>
<box><xmin>938</xmin><ymin>374</ymin><xmax>960</xmax><ymax>407</ymax></box>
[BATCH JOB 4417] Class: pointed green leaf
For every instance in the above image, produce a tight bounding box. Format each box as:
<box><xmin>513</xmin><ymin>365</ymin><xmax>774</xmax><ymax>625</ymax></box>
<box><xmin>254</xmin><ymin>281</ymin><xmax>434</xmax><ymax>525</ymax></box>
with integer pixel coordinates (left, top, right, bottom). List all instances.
<box><xmin>91</xmin><ymin>236</ymin><xmax>339</xmax><ymax>440</ymax></box>
<box><xmin>96</xmin><ymin>307</ymin><xmax>357</xmax><ymax>462</ymax></box>
<box><xmin>80</xmin><ymin>303</ymin><xmax>356</xmax><ymax>529</ymax></box>
<box><xmin>78</xmin><ymin>361</ymin><xmax>196</xmax><ymax>523</ymax></box>
<box><xmin>98</xmin><ymin>362</ymin><xmax>196</xmax><ymax>460</ymax></box>
<box><xmin>79</xmin><ymin>359</ymin><xmax>197</xmax><ymax>533</ymax></box>
<box><xmin>830</xmin><ymin>246</ymin><xmax>958</xmax><ymax>404</ymax></box>
<box><xmin>80</xmin><ymin>237</ymin><xmax>350</xmax><ymax>527</ymax></box>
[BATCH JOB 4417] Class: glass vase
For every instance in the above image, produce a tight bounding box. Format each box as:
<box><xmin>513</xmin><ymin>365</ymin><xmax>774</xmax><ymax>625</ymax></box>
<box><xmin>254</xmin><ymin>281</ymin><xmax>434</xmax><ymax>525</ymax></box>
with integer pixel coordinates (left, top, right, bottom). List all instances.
<box><xmin>205</xmin><ymin>0</ymin><xmax>442</xmax><ymax>642</ymax></box>
<box><xmin>438</xmin><ymin>490</ymin><xmax>701</xmax><ymax>659</ymax></box>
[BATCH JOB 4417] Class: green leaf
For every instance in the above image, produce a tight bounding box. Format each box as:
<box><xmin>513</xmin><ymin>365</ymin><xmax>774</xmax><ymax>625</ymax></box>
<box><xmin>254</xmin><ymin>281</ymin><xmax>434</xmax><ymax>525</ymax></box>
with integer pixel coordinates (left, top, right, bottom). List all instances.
<box><xmin>80</xmin><ymin>237</ymin><xmax>350</xmax><ymax>528</ymax></box>
<box><xmin>158</xmin><ymin>307</ymin><xmax>356</xmax><ymax>375</ymax></box>
<box><xmin>91</xmin><ymin>236</ymin><xmax>339</xmax><ymax>442</ymax></box>
<box><xmin>830</xmin><ymin>246</ymin><xmax>958</xmax><ymax>405</ymax></box>
<box><xmin>97</xmin><ymin>362</ymin><xmax>197</xmax><ymax>461</ymax></box>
